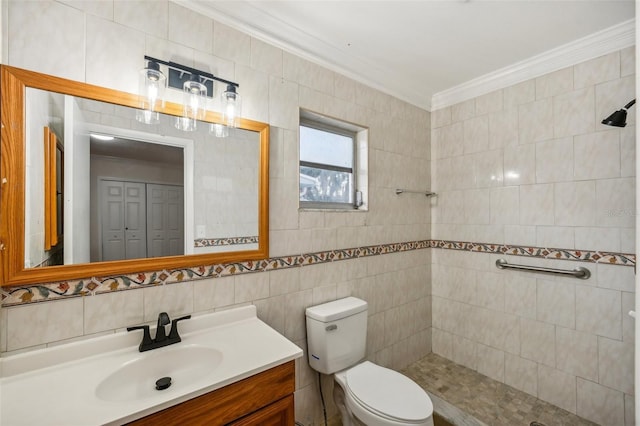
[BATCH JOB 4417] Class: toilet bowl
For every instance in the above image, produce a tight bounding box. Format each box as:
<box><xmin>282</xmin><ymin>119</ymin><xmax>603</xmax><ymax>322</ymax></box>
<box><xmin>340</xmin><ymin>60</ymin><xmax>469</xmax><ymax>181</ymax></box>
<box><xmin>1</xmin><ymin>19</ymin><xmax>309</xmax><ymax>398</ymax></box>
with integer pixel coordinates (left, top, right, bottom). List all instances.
<box><xmin>334</xmin><ymin>361</ymin><xmax>434</xmax><ymax>426</ymax></box>
<box><xmin>305</xmin><ymin>297</ymin><xmax>434</xmax><ymax>426</ymax></box>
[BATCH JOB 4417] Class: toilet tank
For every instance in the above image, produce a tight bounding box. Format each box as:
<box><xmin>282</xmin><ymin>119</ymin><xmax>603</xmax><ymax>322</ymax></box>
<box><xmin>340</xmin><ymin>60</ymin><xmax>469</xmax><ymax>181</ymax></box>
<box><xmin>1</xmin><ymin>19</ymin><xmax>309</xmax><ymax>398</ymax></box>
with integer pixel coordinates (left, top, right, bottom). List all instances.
<box><xmin>305</xmin><ymin>297</ymin><xmax>368</xmax><ymax>374</ymax></box>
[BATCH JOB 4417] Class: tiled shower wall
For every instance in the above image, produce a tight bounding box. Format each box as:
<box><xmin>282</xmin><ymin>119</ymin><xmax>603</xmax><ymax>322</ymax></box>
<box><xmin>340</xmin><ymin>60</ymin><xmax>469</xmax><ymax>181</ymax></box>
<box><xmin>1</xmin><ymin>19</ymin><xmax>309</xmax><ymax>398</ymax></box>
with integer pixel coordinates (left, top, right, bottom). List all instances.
<box><xmin>431</xmin><ymin>49</ymin><xmax>636</xmax><ymax>425</ymax></box>
<box><xmin>1</xmin><ymin>1</ymin><xmax>431</xmax><ymax>424</ymax></box>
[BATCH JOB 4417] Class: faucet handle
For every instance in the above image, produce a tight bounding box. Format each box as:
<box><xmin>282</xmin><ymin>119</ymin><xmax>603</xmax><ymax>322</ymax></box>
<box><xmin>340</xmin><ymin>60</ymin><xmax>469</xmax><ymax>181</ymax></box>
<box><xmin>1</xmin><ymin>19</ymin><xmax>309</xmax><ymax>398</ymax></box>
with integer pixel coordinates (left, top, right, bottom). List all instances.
<box><xmin>155</xmin><ymin>312</ymin><xmax>171</xmax><ymax>342</ymax></box>
<box><xmin>168</xmin><ymin>315</ymin><xmax>192</xmax><ymax>341</ymax></box>
<box><xmin>127</xmin><ymin>325</ymin><xmax>153</xmax><ymax>351</ymax></box>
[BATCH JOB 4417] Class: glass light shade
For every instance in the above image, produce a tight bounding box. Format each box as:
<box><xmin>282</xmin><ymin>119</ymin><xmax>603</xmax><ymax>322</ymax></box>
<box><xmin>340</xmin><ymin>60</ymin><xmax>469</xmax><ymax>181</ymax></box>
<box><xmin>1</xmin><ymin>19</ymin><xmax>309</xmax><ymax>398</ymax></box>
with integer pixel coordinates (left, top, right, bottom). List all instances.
<box><xmin>175</xmin><ymin>77</ymin><xmax>207</xmax><ymax>132</ymax></box>
<box><xmin>210</xmin><ymin>123</ymin><xmax>229</xmax><ymax>138</ymax></box>
<box><xmin>136</xmin><ymin>62</ymin><xmax>166</xmax><ymax>124</ymax></box>
<box><xmin>221</xmin><ymin>85</ymin><xmax>242</xmax><ymax>128</ymax></box>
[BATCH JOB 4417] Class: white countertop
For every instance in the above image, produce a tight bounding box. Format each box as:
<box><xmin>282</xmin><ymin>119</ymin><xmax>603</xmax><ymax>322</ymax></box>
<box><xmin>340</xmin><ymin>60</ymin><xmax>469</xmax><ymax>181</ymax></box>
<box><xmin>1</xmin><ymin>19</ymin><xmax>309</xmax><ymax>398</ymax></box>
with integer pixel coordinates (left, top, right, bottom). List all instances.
<box><xmin>0</xmin><ymin>305</ymin><xmax>303</xmax><ymax>426</ymax></box>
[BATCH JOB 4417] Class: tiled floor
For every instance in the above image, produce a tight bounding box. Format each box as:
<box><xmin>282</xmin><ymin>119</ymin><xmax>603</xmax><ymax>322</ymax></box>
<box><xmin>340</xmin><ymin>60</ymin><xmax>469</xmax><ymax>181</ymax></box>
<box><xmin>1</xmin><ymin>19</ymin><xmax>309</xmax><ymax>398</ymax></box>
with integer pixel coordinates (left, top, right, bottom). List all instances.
<box><xmin>402</xmin><ymin>353</ymin><xmax>598</xmax><ymax>426</ymax></box>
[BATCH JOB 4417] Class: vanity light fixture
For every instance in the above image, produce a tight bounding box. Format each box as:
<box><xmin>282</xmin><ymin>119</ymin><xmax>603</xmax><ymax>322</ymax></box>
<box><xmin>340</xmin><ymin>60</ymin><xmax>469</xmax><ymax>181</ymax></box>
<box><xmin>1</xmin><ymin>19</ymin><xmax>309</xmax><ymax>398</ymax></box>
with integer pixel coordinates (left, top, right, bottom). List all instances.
<box><xmin>136</xmin><ymin>59</ymin><xmax>166</xmax><ymax>125</ymax></box>
<box><xmin>175</xmin><ymin>74</ymin><xmax>207</xmax><ymax>132</ymax></box>
<box><xmin>210</xmin><ymin>123</ymin><xmax>229</xmax><ymax>138</ymax></box>
<box><xmin>602</xmin><ymin>99</ymin><xmax>635</xmax><ymax>127</ymax></box>
<box><xmin>137</xmin><ymin>55</ymin><xmax>241</xmax><ymax>131</ymax></box>
<box><xmin>90</xmin><ymin>133</ymin><xmax>115</xmax><ymax>141</ymax></box>
<box><xmin>221</xmin><ymin>84</ymin><xmax>242</xmax><ymax>129</ymax></box>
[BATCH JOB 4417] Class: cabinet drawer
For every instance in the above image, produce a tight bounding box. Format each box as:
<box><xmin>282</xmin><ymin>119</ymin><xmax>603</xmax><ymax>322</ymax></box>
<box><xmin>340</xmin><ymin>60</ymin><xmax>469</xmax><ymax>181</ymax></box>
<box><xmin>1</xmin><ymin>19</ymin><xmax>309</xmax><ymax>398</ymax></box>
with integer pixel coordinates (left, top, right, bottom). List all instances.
<box><xmin>228</xmin><ymin>395</ymin><xmax>294</xmax><ymax>426</ymax></box>
<box><xmin>127</xmin><ymin>361</ymin><xmax>295</xmax><ymax>426</ymax></box>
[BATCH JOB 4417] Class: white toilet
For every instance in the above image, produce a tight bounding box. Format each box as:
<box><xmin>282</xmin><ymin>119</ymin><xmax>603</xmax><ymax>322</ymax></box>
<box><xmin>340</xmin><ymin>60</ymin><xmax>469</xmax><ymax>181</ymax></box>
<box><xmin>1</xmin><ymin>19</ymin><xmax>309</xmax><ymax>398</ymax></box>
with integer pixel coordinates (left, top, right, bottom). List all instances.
<box><xmin>306</xmin><ymin>297</ymin><xmax>434</xmax><ymax>426</ymax></box>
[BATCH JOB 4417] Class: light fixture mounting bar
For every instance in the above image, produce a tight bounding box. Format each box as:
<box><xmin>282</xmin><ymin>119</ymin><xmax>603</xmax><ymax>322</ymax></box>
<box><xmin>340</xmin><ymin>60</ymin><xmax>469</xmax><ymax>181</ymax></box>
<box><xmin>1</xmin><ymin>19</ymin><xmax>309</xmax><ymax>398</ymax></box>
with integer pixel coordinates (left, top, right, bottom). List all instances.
<box><xmin>144</xmin><ymin>55</ymin><xmax>239</xmax><ymax>98</ymax></box>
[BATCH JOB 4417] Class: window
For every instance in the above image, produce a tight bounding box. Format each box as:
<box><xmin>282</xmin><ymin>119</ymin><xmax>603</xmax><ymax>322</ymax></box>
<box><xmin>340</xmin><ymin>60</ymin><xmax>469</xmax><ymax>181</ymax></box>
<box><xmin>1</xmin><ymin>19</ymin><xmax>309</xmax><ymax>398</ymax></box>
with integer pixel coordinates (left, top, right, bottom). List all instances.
<box><xmin>299</xmin><ymin>110</ymin><xmax>367</xmax><ymax>210</ymax></box>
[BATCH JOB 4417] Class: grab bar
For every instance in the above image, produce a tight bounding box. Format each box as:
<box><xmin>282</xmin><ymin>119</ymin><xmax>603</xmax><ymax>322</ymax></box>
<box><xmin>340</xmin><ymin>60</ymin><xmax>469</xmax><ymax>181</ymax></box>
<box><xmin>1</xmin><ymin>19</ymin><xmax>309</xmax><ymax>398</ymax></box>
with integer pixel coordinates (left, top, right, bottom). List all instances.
<box><xmin>495</xmin><ymin>258</ymin><xmax>591</xmax><ymax>280</ymax></box>
<box><xmin>395</xmin><ymin>189</ymin><xmax>436</xmax><ymax>197</ymax></box>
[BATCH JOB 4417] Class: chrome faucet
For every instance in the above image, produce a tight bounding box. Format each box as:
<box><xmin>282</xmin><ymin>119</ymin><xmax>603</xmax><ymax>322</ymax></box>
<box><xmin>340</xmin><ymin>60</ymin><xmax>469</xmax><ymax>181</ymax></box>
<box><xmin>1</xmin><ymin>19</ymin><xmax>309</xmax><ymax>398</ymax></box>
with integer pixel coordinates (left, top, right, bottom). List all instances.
<box><xmin>127</xmin><ymin>312</ymin><xmax>191</xmax><ymax>352</ymax></box>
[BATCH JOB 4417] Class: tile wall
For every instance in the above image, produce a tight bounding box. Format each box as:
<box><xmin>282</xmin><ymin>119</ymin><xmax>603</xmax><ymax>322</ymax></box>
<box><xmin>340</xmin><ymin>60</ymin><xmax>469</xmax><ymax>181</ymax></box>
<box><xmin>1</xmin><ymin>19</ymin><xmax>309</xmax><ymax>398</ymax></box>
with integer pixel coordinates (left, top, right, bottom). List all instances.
<box><xmin>1</xmin><ymin>1</ymin><xmax>431</xmax><ymax>424</ymax></box>
<box><xmin>431</xmin><ymin>49</ymin><xmax>636</xmax><ymax>425</ymax></box>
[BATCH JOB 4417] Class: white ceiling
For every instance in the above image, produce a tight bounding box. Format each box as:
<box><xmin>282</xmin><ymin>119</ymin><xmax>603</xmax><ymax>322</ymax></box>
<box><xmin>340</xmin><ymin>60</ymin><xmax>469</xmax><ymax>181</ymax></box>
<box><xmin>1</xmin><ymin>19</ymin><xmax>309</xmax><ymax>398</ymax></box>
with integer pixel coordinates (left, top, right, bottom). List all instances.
<box><xmin>186</xmin><ymin>0</ymin><xmax>635</xmax><ymax>110</ymax></box>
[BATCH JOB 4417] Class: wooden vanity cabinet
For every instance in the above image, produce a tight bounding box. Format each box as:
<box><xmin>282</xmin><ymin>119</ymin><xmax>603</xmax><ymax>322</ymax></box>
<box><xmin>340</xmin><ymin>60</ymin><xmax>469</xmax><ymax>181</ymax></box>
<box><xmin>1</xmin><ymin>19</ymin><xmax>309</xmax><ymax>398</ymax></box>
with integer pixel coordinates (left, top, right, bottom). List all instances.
<box><xmin>126</xmin><ymin>361</ymin><xmax>295</xmax><ymax>426</ymax></box>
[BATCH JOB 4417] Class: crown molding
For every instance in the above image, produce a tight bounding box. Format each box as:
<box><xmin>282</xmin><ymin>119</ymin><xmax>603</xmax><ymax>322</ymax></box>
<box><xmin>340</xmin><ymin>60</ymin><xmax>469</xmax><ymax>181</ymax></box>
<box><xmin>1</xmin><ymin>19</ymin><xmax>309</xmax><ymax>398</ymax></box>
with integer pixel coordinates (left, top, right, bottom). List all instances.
<box><xmin>430</xmin><ymin>18</ymin><xmax>636</xmax><ymax>111</ymax></box>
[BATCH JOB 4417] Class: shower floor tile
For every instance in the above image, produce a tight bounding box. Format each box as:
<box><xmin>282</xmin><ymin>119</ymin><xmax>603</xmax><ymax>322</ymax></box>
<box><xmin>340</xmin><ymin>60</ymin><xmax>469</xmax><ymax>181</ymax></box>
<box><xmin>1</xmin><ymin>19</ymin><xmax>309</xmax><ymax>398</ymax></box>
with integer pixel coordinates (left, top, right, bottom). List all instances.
<box><xmin>403</xmin><ymin>353</ymin><xmax>598</xmax><ymax>426</ymax></box>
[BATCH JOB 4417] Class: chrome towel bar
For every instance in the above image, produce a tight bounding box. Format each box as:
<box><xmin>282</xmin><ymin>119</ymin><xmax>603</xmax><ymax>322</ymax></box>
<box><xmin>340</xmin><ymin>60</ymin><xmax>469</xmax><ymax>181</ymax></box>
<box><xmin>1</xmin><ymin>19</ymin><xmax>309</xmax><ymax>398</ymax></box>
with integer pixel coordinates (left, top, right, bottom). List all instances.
<box><xmin>495</xmin><ymin>258</ymin><xmax>591</xmax><ymax>280</ymax></box>
<box><xmin>395</xmin><ymin>189</ymin><xmax>436</xmax><ymax>197</ymax></box>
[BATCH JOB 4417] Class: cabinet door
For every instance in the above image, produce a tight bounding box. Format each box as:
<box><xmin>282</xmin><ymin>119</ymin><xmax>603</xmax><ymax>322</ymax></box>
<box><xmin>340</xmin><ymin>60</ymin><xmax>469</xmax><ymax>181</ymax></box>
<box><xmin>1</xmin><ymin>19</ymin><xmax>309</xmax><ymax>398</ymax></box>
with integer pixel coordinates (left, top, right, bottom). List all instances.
<box><xmin>228</xmin><ymin>395</ymin><xmax>294</xmax><ymax>426</ymax></box>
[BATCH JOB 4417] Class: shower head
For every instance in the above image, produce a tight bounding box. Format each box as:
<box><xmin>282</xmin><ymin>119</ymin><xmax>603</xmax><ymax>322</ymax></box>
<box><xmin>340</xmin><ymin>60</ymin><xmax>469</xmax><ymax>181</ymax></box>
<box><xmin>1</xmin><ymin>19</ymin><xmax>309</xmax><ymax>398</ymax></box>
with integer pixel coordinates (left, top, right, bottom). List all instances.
<box><xmin>602</xmin><ymin>99</ymin><xmax>635</xmax><ymax>127</ymax></box>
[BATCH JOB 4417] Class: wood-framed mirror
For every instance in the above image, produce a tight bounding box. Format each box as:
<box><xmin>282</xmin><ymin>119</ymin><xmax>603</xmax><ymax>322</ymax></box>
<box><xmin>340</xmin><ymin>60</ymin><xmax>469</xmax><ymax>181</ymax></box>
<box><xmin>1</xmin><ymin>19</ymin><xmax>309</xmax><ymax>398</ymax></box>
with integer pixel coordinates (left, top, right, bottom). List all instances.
<box><xmin>0</xmin><ymin>65</ymin><xmax>269</xmax><ymax>287</ymax></box>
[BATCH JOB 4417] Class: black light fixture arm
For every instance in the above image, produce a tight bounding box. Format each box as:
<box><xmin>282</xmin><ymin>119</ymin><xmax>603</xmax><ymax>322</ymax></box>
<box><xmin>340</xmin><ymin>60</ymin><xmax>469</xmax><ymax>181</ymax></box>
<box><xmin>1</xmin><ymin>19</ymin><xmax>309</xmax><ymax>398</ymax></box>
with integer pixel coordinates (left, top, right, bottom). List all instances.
<box><xmin>144</xmin><ymin>55</ymin><xmax>239</xmax><ymax>92</ymax></box>
<box><xmin>623</xmin><ymin>99</ymin><xmax>636</xmax><ymax>110</ymax></box>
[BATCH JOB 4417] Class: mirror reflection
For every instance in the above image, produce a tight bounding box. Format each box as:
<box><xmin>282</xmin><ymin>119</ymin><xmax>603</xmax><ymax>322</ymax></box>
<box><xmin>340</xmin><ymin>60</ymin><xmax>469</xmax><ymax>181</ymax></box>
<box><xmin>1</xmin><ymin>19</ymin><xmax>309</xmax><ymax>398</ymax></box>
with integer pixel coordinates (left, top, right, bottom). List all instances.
<box><xmin>25</xmin><ymin>88</ymin><xmax>260</xmax><ymax>269</ymax></box>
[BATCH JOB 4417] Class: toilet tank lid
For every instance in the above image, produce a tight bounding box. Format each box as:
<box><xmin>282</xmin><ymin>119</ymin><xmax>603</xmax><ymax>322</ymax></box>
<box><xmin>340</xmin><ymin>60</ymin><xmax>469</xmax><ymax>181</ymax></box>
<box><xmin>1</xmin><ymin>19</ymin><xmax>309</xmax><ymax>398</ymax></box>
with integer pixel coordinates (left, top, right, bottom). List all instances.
<box><xmin>306</xmin><ymin>297</ymin><xmax>368</xmax><ymax>322</ymax></box>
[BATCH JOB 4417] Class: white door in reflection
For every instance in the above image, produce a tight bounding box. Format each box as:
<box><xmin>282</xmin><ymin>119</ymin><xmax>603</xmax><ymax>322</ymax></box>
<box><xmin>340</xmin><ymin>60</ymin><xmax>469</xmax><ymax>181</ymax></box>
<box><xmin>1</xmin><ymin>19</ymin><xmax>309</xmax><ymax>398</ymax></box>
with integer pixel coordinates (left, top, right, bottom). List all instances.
<box><xmin>100</xmin><ymin>180</ymin><xmax>147</xmax><ymax>261</ymax></box>
<box><xmin>99</xmin><ymin>180</ymin><xmax>185</xmax><ymax>261</ymax></box>
<box><xmin>147</xmin><ymin>184</ymin><xmax>184</xmax><ymax>257</ymax></box>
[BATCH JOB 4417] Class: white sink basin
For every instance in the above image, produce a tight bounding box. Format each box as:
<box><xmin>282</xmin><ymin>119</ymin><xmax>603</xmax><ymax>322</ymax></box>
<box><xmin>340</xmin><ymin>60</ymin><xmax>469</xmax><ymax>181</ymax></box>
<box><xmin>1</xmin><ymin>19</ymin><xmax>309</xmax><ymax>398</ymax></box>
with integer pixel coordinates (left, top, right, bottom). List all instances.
<box><xmin>95</xmin><ymin>344</ymin><xmax>223</xmax><ymax>402</ymax></box>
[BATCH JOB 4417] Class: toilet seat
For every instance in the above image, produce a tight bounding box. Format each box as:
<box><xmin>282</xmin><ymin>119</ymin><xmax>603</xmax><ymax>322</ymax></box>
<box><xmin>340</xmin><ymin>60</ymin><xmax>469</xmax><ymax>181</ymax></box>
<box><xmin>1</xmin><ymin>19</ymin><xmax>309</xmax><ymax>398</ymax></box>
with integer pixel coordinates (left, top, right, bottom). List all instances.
<box><xmin>339</xmin><ymin>361</ymin><xmax>433</xmax><ymax>425</ymax></box>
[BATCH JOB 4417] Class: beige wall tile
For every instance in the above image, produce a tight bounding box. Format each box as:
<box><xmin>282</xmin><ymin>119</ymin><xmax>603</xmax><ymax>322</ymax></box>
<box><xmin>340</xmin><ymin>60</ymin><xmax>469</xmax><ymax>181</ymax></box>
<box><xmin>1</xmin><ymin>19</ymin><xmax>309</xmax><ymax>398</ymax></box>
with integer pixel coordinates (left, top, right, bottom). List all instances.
<box><xmin>490</xmin><ymin>186</ymin><xmax>519</xmax><ymax>225</ymax></box>
<box><xmin>598</xmin><ymin>337</ymin><xmax>634</xmax><ymax>394</ymax></box>
<box><xmin>596</xmin><ymin>178</ymin><xmax>636</xmax><ymax>228</ymax></box>
<box><xmin>114</xmin><ymin>0</ymin><xmax>167</xmax><ymax>39</ymax></box>
<box><xmin>451</xmin><ymin>99</ymin><xmax>475</xmax><ymax>122</ymax></box>
<box><xmin>432</xmin><ymin>107</ymin><xmax>452</xmax><ymax>128</ymax></box>
<box><xmin>475</xmin><ymin>90</ymin><xmax>503</xmax><ymax>116</ymax></box>
<box><xmin>432</xmin><ymin>328</ymin><xmax>454</xmax><ymax>359</ymax></box>
<box><xmin>463</xmin><ymin>116</ymin><xmax>489</xmax><ymax>154</ymax></box>
<box><xmin>620</xmin><ymin>46</ymin><xmax>635</xmax><ymax>77</ymax></box>
<box><xmin>574</xmin><ymin>52</ymin><xmax>620</xmax><ymax>89</ymax></box>
<box><xmin>8</xmin><ymin>1</ymin><xmax>86</xmax><ymax>81</ymax></box>
<box><xmin>143</xmin><ymin>283</ymin><xmax>194</xmax><ymax>322</ymax></box>
<box><xmin>555</xmin><ymin>327</ymin><xmax>597</xmax><ymax>381</ymax></box>
<box><xmin>536</xmin><ymin>226</ymin><xmax>575</xmax><ymax>249</ymax></box>
<box><xmin>234</xmin><ymin>272</ymin><xmax>269</xmax><ymax>303</ymax></box>
<box><xmin>573</xmin><ymin>130</ymin><xmax>621</xmax><ymax>180</ymax></box>
<box><xmin>193</xmin><ymin>276</ymin><xmax>235</xmax><ymax>311</ymax></box>
<box><xmin>251</xmin><ymin>38</ymin><xmax>283</xmax><ymax>77</ymax></box>
<box><xmin>538</xmin><ymin>364</ymin><xmax>577</xmax><ymax>414</ymax></box>
<box><xmin>519</xmin><ymin>184</ymin><xmax>554</xmax><ymax>225</ymax></box>
<box><xmin>518</xmin><ymin>98</ymin><xmax>553</xmax><ymax>143</ymax></box>
<box><xmin>577</xmin><ymin>378</ymin><xmax>625</xmax><ymax>426</ymax></box>
<box><xmin>575</xmin><ymin>227</ymin><xmax>621</xmax><ymax>252</ymax></box>
<box><xmin>504</xmin><ymin>144</ymin><xmax>535</xmax><ymax>185</ymax></box>
<box><xmin>504</xmin><ymin>273</ymin><xmax>537</xmax><ymax>319</ymax></box>
<box><xmin>475</xmin><ymin>271</ymin><xmax>505</xmax><ymax>311</ymax></box>
<box><xmin>536</xmin><ymin>67</ymin><xmax>573</xmax><ymax>99</ymax></box>
<box><xmin>504</xmin><ymin>80</ymin><xmax>535</xmax><ymax>108</ymax></box>
<box><xmin>505</xmin><ymin>353</ymin><xmax>538</xmax><ymax>396</ymax></box>
<box><xmin>520</xmin><ymin>318</ymin><xmax>555</xmax><ymax>367</ymax></box>
<box><xmin>476</xmin><ymin>343</ymin><xmax>505</xmax><ymax>383</ymax></box>
<box><xmin>535</xmin><ymin>138</ymin><xmax>574</xmax><ymax>183</ymax></box>
<box><xmin>536</xmin><ymin>279</ymin><xmax>575</xmax><ymax>328</ymax></box>
<box><xmin>85</xmin><ymin>290</ymin><xmax>144</xmax><ymax>334</ymax></box>
<box><xmin>553</xmin><ymin>87</ymin><xmax>596</xmax><ymax>137</ymax></box>
<box><xmin>576</xmin><ymin>286</ymin><xmax>622</xmax><ymax>340</ymax></box>
<box><xmin>488</xmin><ymin>108</ymin><xmax>519</xmax><ymax>149</ymax></box>
<box><xmin>86</xmin><ymin>15</ymin><xmax>144</xmax><ymax>93</ymax></box>
<box><xmin>213</xmin><ymin>22</ymin><xmax>251</xmax><ymax>65</ymax></box>
<box><xmin>7</xmin><ymin>299</ymin><xmax>84</xmax><ymax>351</ymax></box>
<box><xmin>451</xmin><ymin>334</ymin><xmax>477</xmax><ymax>370</ymax></box>
<box><xmin>167</xmin><ymin>2</ymin><xmax>212</xmax><ymax>53</ymax></box>
<box><xmin>554</xmin><ymin>181</ymin><xmax>597</xmax><ymax>227</ymax></box>
<box><xmin>254</xmin><ymin>295</ymin><xmax>286</xmax><ymax>334</ymax></box>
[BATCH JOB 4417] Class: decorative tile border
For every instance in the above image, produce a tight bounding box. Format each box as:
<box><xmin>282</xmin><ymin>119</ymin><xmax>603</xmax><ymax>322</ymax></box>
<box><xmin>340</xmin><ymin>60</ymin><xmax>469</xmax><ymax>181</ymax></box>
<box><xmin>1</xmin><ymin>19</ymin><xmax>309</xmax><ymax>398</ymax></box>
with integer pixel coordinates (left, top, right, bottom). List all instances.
<box><xmin>429</xmin><ymin>240</ymin><xmax>636</xmax><ymax>266</ymax></box>
<box><xmin>1</xmin><ymin>239</ymin><xmax>634</xmax><ymax>307</ymax></box>
<box><xmin>193</xmin><ymin>236</ymin><xmax>259</xmax><ymax>247</ymax></box>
